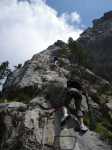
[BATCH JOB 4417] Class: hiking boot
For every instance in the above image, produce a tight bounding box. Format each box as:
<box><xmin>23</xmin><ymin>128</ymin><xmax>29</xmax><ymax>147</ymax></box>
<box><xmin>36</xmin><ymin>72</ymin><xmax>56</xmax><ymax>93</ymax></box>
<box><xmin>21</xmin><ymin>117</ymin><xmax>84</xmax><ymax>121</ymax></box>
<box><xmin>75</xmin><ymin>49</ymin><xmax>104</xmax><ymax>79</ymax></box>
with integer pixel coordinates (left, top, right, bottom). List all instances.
<box><xmin>80</xmin><ymin>124</ymin><xmax>88</xmax><ymax>132</ymax></box>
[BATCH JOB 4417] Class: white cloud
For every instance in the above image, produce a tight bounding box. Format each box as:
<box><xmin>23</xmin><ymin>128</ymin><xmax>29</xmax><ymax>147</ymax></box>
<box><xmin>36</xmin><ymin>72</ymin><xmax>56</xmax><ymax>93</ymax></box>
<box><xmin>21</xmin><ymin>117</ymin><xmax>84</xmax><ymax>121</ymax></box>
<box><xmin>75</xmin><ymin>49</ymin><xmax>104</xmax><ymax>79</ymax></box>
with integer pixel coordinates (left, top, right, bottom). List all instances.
<box><xmin>0</xmin><ymin>0</ymin><xmax>83</xmax><ymax>67</ymax></box>
<box><xmin>61</xmin><ymin>12</ymin><xmax>81</xmax><ymax>24</ymax></box>
<box><xmin>71</xmin><ymin>12</ymin><xmax>81</xmax><ymax>23</ymax></box>
<box><xmin>42</xmin><ymin>0</ymin><xmax>47</xmax><ymax>3</ymax></box>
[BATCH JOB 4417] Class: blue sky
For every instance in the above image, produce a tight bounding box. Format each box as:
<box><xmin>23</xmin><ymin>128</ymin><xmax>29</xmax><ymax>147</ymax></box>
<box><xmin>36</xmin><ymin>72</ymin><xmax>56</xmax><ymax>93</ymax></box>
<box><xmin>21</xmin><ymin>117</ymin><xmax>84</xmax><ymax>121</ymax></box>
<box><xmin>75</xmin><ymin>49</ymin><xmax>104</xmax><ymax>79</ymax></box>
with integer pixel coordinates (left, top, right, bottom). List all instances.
<box><xmin>47</xmin><ymin>0</ymin><xmax>112</xmax><ymax>28</ymax></box>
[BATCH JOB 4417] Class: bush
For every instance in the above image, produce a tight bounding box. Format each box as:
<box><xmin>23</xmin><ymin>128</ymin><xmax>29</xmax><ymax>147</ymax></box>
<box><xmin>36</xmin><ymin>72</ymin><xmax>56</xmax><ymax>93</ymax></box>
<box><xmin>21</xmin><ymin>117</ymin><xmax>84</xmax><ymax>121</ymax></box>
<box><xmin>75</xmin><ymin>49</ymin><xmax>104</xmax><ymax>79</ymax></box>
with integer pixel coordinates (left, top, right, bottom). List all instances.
<box><xmin>68</xmin><ymin>38</ymin><xmax>88</xmax><ymax>65</ymax></box>
<box><xmin>0</xmin><ymin>98</ymin><xmax>16</xmax><ymax>103</ymax></box>
<box><xmin>84</xmin><ymin>110</ymin><xmax>112</xmax><ymax>143</ymax></box>
<box><xmin>95</xmin><ymin>122</ymin><xmax>112</xmax><ymax>143</ymax></box>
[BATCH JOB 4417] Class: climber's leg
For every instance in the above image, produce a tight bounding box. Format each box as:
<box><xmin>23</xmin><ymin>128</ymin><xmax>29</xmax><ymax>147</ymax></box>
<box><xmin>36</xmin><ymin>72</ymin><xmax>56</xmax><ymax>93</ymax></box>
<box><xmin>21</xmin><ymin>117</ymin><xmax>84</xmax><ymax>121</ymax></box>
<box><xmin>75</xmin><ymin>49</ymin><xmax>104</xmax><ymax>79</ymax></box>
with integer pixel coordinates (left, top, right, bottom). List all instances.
<box><xmin>79</xmin><ymin>117</ymin><xmax>88</xmax><ymax>132</ymax></box>
<box><xmin>60</xmin><ymin>106</ymin><xmax>70</xmax><ymax>127</ymax></box>
<box><xmin>75</xmin><ymin>98</ymin><xmax>88</xmax><ymax>132</ymax></box>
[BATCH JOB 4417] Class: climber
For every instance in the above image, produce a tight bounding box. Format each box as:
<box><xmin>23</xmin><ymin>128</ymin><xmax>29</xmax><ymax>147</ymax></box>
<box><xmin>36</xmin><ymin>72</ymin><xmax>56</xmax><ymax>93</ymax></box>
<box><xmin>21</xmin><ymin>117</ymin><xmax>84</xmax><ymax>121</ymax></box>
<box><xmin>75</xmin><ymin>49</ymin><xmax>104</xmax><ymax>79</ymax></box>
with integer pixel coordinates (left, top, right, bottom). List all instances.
<box><xmin>53</xmin><ymin>56</ymin><xmax>58</xmax><ymax>66</ymax></box>
<box><xmin>51</xmin><ymin>56</ymin><xmax>62</xmax><ymax>74</ymax></box>
<box><xmin>61</xmin><ymin>79</ymin><xmax>88</xmax><ymax>132</ymax></box>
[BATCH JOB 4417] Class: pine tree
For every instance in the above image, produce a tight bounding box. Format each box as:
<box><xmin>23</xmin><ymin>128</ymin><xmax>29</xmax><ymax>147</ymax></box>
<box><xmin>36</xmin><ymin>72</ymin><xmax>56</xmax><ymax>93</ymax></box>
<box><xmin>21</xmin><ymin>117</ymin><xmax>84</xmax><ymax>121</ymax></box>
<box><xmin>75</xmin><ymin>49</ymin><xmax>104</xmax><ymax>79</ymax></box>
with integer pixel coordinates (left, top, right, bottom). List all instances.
<box><xmin>0</xmin><ymin>61</ymin><xmax>11</xmax><ymax>79</ymax></box>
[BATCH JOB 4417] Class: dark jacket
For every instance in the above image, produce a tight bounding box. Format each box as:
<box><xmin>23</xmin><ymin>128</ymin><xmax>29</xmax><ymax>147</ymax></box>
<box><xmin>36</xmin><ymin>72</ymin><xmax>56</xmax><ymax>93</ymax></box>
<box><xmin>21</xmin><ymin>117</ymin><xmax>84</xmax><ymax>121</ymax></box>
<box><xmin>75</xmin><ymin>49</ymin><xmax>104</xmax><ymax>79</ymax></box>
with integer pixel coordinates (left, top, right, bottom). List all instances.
<box><xmin>64</xmin><ymin>87</ymin><xmax>82</xmax><ymax>107</ymax></box>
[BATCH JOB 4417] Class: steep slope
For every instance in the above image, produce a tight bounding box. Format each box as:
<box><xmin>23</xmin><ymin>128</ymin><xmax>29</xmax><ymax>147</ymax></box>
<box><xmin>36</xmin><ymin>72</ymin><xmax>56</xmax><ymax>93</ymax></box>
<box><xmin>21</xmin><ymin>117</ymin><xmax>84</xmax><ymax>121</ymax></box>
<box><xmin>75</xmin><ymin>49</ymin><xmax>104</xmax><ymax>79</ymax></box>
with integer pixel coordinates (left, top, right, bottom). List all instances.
<box><xmin>78</xmin><ymin>11</ymin><xmax>112</xmax><ymax>82</ymax></box>
<box><xmin>1</xmin><ymin>40</ymin><xmax>112</xmax><ymax>149</ymax></box>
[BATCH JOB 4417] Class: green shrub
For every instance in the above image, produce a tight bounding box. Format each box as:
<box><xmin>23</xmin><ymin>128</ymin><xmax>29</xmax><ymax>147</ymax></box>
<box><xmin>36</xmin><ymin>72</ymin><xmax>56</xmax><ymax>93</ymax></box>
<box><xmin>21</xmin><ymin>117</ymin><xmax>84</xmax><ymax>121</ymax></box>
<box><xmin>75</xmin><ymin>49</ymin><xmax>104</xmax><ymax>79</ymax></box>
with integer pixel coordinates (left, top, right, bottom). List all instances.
<box><xmin>0</xmin><ymin>98</ymin><xmax>16</xmax><ymax>103</ymax></box>
<box><xmin>95</xmin><ymin>122</ymin><xmax>112</xmax><ymax>143</ymax></box>
<box><xmin>67</xmin><ymin>38</ymin><xmax>88</xmax><ymax>66</ymax></box>
<box><xmin>84</xmin><ymin>111</ymin><xmax>112</xmax><ymax>143</ymax></box>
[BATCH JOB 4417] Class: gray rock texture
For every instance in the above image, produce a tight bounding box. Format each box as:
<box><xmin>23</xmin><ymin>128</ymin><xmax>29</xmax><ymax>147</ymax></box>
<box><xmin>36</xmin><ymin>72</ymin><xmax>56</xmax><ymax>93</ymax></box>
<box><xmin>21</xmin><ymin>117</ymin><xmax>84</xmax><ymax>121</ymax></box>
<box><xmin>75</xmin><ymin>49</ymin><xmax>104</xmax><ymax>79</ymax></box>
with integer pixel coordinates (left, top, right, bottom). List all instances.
<box><xmin>1</xmin><ymin>40</ymin><xmax>112</xmax><ymax>149</ymax></box>
<box><xmin>0</xmin><ymin>101</ymin><xmax>111</xmax><ymax>150</ymax></box>
<box><xmin>78</xmin><ymin>11</ymin><xmax>112</xmax><ymax>82</ymax></box>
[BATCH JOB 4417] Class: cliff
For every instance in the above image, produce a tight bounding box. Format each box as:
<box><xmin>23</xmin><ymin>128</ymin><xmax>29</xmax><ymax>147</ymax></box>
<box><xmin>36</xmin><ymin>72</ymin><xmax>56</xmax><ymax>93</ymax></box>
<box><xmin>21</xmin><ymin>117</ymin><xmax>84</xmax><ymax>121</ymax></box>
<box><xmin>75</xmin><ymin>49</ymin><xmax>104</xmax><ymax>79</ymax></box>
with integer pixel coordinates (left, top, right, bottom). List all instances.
<box><xmin>78</xmin><ymin>11</ymin><xmax>112</xmax><ymax>82</ymax></box>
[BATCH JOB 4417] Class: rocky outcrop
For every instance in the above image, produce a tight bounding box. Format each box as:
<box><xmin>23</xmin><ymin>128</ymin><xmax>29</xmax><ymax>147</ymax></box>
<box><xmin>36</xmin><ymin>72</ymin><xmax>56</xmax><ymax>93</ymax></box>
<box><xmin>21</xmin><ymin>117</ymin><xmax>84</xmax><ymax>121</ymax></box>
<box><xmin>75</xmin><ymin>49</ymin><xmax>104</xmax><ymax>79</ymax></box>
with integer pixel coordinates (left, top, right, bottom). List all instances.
<box><xmin>1</xmin><ymin>40</ymin><xmax>112</xmax><ymax>149</ymax></box>
<box><xmin>3</xmin><ymin>40</ymin><xmax>111</xmax><ymax>100</ymax></box>
<box><xmin>0</xmin><ymin>100</ymin><xmax>111</xmax><ymax>150</ymax></box>
<box><xmin>78</xmin><ymin>11</ymin><xmax>112</xmax><ymax>82</ymax></box>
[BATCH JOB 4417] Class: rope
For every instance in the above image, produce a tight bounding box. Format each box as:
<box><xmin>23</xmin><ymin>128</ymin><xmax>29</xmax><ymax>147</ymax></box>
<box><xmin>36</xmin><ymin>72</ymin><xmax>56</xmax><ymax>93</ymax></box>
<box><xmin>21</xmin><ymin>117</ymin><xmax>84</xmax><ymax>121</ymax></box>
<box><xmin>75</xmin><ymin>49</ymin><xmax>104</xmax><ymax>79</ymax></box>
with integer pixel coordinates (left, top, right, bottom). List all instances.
<box><xmin>39</xmin><ymin>109</ymin><xmax>56</xmax><ymax>150</ymax></box>
<box><xmin>41</xmin><ymin>121</ymin><xmax>78</xmax><ymax>150</ymax></box>
<box><xmin>34</xmin><ymin>103</ymin><xmax>80</xmax><ymax>150</ymax></box>
<box><xmin>41</xmin><ymin>117</ymin><xmax>48</xmax><ymax>150</ymax></box>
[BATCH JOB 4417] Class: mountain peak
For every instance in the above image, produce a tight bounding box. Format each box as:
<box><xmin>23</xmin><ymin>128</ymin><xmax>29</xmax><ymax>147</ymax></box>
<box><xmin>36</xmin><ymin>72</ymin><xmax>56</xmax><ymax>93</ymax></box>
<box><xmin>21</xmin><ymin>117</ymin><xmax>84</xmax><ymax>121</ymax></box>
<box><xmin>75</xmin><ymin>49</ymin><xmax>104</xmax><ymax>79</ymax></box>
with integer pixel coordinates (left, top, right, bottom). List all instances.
<box><xmin>78</xmin><ymin>10</ymin><xmax>112</xmax><ymax>82</ymax></box>
<box><xmin>103</xmin><ymin>11</ymin><xmax>112</xmax><ymax>20</ymax></box>
<box><xmin>93</xmin><ymin>11</ymin><xmax>112</xmax><ymax>26</ymax></box>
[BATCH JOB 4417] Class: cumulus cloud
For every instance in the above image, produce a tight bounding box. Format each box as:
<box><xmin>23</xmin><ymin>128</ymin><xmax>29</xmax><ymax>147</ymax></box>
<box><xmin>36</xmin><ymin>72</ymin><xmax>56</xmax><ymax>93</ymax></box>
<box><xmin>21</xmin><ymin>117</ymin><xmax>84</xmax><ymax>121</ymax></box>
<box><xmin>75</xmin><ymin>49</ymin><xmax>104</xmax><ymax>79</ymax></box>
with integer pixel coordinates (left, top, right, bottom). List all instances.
<box><xmin>61</xmin><ymin>12</ymin><xmax>81</xmax><ymax>24</ymax></box>
<box><xmin>0</xmin><ymin>0</ymin><xmax>83</xmax><ymax>67</ymax></box>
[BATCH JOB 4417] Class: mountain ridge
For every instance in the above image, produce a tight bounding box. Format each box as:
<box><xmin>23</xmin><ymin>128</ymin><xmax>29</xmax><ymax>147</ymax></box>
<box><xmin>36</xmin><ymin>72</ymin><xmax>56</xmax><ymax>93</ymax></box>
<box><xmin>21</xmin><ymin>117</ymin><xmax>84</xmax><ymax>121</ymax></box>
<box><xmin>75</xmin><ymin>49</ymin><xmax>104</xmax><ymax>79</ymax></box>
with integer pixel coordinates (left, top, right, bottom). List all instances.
<box><xmin>78</xmin><ymin>11</ymin><xmax>112</xmax><ymax>82</ymax></box>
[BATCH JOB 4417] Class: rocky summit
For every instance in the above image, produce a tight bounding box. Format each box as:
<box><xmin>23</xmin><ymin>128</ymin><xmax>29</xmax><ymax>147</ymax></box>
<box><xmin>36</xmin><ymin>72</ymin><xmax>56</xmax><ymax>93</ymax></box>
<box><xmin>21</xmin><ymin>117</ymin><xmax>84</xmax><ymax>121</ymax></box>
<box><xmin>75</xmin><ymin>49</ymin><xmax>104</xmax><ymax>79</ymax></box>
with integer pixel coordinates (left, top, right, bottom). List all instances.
<box><xmin>78</xmin><ymin>11</ymin><xmax>112</xmax><ymax>82</ymax></box>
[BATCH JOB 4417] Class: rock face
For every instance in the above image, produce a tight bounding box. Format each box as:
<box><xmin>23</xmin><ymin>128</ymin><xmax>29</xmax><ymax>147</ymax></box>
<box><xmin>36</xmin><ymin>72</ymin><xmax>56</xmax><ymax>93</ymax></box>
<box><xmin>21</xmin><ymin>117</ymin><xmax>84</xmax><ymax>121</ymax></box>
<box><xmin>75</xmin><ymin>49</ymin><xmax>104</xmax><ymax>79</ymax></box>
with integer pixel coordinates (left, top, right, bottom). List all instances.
<box><xmin>1</xmin><ymin>40</ymin><xmax>112</xmax><ymax>149</ymax></box>
<box><xmin>0</xmin><ymin>101</ymin><xmax>111</xmax><ymax>150</ymax></box>
<box><xmin>78</xmin><ymin>11</ymin><xmax>112</xmax><ymax>82</ymax></box>
<box><xmin>3</xmin><ymin>40</ymin><xmax>110</xmax><ymax>100</ymax></box>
